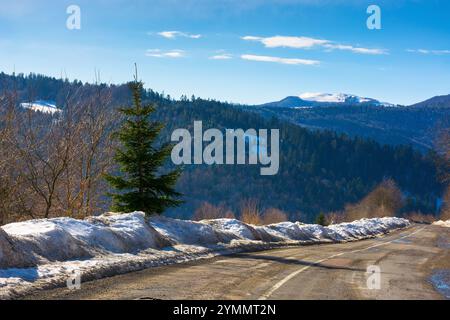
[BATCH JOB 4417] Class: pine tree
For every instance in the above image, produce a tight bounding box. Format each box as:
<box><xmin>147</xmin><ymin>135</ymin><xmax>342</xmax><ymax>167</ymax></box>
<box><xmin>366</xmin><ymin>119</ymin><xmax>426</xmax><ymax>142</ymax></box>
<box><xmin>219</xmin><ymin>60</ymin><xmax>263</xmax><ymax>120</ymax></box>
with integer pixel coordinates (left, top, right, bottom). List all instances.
<box><xmin>105</xmin><ymin>77</ymin><xmax>182</xmax><ymax>215</ymax></box>
<box><xmin>315</xmin><ymin>212</ymin><xmax>327</xmax><ymax>226</ymax></box>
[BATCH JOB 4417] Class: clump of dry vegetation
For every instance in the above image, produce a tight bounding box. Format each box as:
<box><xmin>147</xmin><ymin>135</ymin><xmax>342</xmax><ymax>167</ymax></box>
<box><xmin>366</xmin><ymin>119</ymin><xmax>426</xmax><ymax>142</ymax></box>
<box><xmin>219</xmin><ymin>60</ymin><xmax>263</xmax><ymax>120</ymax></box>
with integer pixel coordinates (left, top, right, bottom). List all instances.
<box><xmin>238</xmin><ymin>200</ymin><xmax>288</xmax><ymax>225</ymax></box>
<box><xmin>239</xmin><ymin>199</ymin><xmax>262</xmax><ymax>225</ymax></box>
<box><xmin>193</xmin><ymin>202</ymin><xmax>235</xmax><ymax>221</ymax></box>
<box><xmin>261</xmin><ymin>208</ymin><xmax>289</xmax><ymax>225</ymax></box>
<box><xmin>324</xmin><ymin>211</ymin><xmax>345</xmax><ymax>225</ymax></box>
<box><xmin>342</xmin><ymin>179</ymin><xmax>404</xmax><ymax>222</ymax></box>
<box><xmin>404</xmin><ymin>212</ymin><xmax>436</xmax><ymax>224</ymax></box>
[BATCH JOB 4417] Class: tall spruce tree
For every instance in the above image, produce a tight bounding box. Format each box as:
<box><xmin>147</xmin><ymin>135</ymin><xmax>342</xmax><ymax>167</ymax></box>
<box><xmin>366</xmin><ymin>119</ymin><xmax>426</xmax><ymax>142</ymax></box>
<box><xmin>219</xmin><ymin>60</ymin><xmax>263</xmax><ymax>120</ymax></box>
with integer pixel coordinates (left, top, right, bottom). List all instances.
<box><xmin>105</xmin><ymin>76</ymin><xmax>182</xmax><ymax>215</ymax></box>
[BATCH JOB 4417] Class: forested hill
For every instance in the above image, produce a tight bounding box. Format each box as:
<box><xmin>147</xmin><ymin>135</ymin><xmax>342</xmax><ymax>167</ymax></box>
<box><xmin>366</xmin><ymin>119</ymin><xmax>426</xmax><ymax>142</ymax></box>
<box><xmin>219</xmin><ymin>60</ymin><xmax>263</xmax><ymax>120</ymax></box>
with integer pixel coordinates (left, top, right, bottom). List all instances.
<box><xmin>0</xmin><ymin>72</ymin><xmax>443</xmax><ymax>221</ymax></box>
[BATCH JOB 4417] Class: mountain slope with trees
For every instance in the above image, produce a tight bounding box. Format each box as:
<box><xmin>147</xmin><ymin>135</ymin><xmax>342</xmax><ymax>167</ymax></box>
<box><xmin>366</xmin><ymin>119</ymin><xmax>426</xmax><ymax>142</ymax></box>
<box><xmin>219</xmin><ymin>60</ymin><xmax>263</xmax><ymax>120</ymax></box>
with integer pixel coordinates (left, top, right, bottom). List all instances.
<box><xmin>0</xmin><ymin>72</ymin><xmax>444</xmax><ymax>222</ymax></box>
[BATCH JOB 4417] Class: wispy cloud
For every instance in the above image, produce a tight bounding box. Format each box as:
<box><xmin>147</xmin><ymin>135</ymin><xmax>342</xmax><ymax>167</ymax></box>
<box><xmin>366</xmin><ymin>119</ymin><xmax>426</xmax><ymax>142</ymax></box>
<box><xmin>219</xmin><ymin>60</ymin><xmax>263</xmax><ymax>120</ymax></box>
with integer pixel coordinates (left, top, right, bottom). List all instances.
<box><xmin>324</xmin><ymin>44</ymin><xmax>387</xmax><ymax>55</ymax></box>
<box><xmin>209</xmin><ymin>53</ymin><xmax>233</xmax><ymax>60</ymax></box>
<box><xmin>146</xmin><ymin>49</ymin><xmax>186</xmax><ymax>58</ymax></box>
<box><xmin>157</xmin><ymin>31</ymin><xmax>202</xmax><ymax>39</ymax></box>
<box><xmin>407</xmin><ymin>49</ymin><xmax>450</xmax><ymax>55</ymax></box>
<box><xmin>241</xmin><ymin>54</ymin><xmax>320</xmax><ymax>65</ymax></box>
<box><xmin>242</xmin><ymin>35</ymin><xmax>387</xmax><ymax>55</ymax></box>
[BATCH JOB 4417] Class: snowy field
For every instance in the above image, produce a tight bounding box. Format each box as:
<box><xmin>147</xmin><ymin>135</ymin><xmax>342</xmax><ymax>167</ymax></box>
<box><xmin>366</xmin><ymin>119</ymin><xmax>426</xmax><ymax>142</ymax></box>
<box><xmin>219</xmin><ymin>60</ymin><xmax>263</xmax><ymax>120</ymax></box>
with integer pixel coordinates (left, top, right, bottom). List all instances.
<box><xmin>0</xmin><ymin>212</ymin><xmax>410</xmax><ymax>299</ymax></box>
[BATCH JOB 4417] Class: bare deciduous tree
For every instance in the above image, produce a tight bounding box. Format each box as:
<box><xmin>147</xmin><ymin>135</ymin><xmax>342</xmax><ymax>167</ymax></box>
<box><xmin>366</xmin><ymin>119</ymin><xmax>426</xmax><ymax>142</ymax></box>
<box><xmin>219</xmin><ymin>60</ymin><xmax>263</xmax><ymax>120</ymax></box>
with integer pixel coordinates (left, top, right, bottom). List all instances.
<box><xmin>343</xmin><ymin>179</ymin><xmax>404</xmax><ymax>221</ymax></box>
<box><xmin>0</xmin><ymin>83</ymin><xmax>119</xmax><ymax>224</ymax></box>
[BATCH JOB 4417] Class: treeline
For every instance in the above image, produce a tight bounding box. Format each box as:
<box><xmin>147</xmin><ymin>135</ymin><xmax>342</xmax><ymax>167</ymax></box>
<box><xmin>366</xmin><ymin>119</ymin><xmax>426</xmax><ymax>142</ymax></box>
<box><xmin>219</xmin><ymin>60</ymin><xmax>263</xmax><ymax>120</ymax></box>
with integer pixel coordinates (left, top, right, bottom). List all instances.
<box><xmin>0</xmin><ymin>72</ymin><xmax>446</xmax><ymax>224</ymax></box>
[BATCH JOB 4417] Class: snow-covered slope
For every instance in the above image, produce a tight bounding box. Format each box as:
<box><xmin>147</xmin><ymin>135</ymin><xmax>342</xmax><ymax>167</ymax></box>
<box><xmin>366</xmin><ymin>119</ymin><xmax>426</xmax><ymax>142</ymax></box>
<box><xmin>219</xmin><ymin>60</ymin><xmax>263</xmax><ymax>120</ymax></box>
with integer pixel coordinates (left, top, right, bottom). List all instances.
<box><xmin>261</xmin><ymin>93</ymin><xmax>395</xmax><ymax>108</ymax></box>
<box><xmin>300</xmin><ymin>92</ymin><xmax>377</xmax><ymax>104</ymax></box>
<box><xmin>0</xmin><ymin>212</ymin><xmax>410</xmax><ymax>298</ymax></box>
<box><xmin>20</xmin><ymin>100</ymin><xmax>62</xmax><ymax>114</ymax></box>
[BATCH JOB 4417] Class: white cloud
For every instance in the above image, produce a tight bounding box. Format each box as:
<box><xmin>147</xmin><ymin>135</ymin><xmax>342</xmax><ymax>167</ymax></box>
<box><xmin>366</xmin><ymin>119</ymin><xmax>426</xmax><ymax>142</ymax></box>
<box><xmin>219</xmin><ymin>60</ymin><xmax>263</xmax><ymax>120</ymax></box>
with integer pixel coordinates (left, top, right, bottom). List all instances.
<box><xmin>242</xmin><ymin>35</ymin><xmax>387</xmax><ymax>55</ymax></box>
<box><xmin>242</xmin><ymin>35</ymin><xmax>328</xmax><ymax>49</ymax></box>
<box><xmin>241</xmin><ymin>54</ymin><xmax>320</xmax><ymax>65</ymax></box>
<box><xmin>324</xmin><ymin>44</ymin><xmax>387</xmax><ymax>55</ymax></box>
<box><xmin>157</xmin><ymin>31</ymin><xmax>202</xmax><ymax>39</ymax></box>
<box><xmin>407</xmin><ymin>49</ymin><xmax>450</xmax><ymax>55</ymax></box>
<box><xmin>146</xmin><ymin>49</ymin><xmax>186</xmax><ymax>58</ymax></box>
<box><xmin>209</xmin><ymin>53</ymin><xmax>233</xmax><ymax>60</ymax></box>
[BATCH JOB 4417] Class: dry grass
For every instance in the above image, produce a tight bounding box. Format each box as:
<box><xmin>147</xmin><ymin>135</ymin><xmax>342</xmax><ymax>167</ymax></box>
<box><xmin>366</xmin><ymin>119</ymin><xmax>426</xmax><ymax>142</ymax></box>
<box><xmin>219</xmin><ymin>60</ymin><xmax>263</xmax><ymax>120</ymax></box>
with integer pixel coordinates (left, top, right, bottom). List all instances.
<box><xmin>261</xmin><ymin>208</ymin><xmax>288</xmax><ymax>225</ymax></box>
<box><xmin>343</xmin><ymin>179</ymin><xmax>404</xmax><ymax>221</ymax></box>
<box><xmin>239</xmin><ymin>199</ymin><xmax>262</xmax><ymax>225</ymax></box>
<box><xmin>193</xmin><ymin>202</ymin><xmax>235</xmax><ymax>221</ymax></box>
<box><xmin>325</xmin><ymin>211</ymin><xmax>346</xmax><ymax>225</ymax></box>
<box><xmin>405</xmin><ymin>212</ymin><xmax>436</xmax><ymax>224</ymax></box>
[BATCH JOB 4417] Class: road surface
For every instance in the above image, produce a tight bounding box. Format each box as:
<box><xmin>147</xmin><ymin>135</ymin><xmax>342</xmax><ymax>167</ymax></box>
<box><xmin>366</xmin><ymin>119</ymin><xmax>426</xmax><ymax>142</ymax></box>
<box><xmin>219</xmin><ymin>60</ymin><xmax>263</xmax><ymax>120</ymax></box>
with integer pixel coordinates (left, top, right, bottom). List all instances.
<box><xmin>24</xmin><ymin>224</ymin><xmax>450</xmax><ymax>300</ymax></box>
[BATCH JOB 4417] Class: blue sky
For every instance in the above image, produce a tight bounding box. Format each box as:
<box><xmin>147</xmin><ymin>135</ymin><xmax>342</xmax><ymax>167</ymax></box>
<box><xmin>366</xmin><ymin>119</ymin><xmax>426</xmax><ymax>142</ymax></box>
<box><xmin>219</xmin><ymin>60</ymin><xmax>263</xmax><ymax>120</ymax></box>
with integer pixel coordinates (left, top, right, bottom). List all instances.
<box><xmin>0</xmin><ymin>0</ymin><xmax>449</xmax><ymax>105</ymax></box>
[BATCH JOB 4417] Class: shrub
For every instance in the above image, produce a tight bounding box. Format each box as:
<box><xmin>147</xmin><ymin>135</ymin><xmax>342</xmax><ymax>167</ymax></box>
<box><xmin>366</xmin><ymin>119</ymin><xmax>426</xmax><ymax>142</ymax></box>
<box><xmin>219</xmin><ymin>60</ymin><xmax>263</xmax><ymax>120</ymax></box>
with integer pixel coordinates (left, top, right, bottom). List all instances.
<box><xmin>405</xmin><ymin>212</ymin><xmax>436</xmax><ymax>224</ymax></box>
<box><xmin>343</xmin><ymin>179</ymin><xmax>404</xmax><ymax>221</ymax></box>
<box><xmin>193</xmin><ymin>202</ymin><xmax>235</xmax><ymax>221</ymax></box>
<box><xmin>240</xmin><ymin>199</ymin><xmax>262</xmax><ymax>225</ymax></box>
<box><xmin>261</xmin><ymin>208</ymin><xmax>288</xmax><ymax>225</ymax></box>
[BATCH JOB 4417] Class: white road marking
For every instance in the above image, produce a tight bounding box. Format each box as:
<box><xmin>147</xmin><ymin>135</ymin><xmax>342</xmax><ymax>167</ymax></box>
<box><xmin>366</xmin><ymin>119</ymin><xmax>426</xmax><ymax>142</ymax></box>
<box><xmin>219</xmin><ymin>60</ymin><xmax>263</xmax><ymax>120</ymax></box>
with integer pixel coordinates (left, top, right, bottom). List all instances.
<box><xmin>213</xmin><ymin>259</ymin><xmax>238</xmax><ymax>264</ymax></box>
<box><xmin>252</xmin><ymin>262</ymin><xmax>272</xmax><ymax>270</ymax></box>
<box><xmin>258</xmin><ymin>226</ymin><xmax>425</xmax><ymax>300</ymax></box>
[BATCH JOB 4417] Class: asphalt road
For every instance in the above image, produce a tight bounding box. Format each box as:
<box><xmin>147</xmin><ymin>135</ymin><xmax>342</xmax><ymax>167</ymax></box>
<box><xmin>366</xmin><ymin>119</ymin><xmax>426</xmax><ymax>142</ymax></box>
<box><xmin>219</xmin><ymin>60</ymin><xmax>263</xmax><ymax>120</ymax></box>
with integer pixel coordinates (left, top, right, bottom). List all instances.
<box><xmin>25</xmin><ymin>224</ymin><xmax>450</xmax><ymax>300</ymax></box>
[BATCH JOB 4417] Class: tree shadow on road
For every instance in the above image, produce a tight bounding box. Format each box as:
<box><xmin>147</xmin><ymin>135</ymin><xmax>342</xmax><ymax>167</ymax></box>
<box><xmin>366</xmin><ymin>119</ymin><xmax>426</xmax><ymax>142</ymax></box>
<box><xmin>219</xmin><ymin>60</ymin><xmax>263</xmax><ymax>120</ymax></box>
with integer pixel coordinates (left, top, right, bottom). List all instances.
<box><xmin>231</xmin><ymin>253</ymin><xmax>365</xmax><ymax>272</ymax></box>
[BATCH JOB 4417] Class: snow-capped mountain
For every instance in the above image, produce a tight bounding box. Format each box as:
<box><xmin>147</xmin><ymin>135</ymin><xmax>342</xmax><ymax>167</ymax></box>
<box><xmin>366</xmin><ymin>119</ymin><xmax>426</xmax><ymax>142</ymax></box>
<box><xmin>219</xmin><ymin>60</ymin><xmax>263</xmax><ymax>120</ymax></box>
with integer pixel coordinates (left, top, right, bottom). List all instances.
<box><xmin>299</xmin><ymin>92</ymin><xmax>376</xmax><ymax>104</ymax></box>
<box><xmin>20</xmin><ymin>100</ymin><xmax>62</xmax><ymax>115</ymax></box>
<box><xmin>260</xmin><ymin>93</ymin><xmax>395</xmax><ymax>108</ymax></box>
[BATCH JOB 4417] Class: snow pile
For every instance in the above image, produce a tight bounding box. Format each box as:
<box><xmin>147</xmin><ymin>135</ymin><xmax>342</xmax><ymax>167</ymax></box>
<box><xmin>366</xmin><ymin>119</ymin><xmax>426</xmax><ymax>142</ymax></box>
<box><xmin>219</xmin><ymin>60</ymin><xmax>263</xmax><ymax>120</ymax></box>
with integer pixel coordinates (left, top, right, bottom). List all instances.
<box><xmin>1</xmin><ymin>213</ymin><xmax>170</xmax><ymax>268</ymax></box>
<box><xmin>433</xmin><ymin>220</ymin><xmax>450</xmax><ymax>228</ymax></box>
<box><xmin>0</xmin><ymin>213</ymin><xmax>410</xmax><ymax>298</ymax></box>
<box><xmin>150</xmin><ymin>216</ymin><xmax>238</xmax><ymax>245</ymax></box>
<box><xmin>0</xmin><ymin>229</ymin><xmax>37</xmax><ymax>269</ymax></box>
<box><xmin>202</xmin><ymin>219</ymin><xmax>258</xmax><ymax>240</ymax></box>
<box><xmin>255</xmin><ymin>217</ymin><xmax>409</xmax><ymax>243</ymax></box>
<box><xmin>328</xmin><ymin>217</ymin><xmax>409</xmax><ymax>239</ymax></box>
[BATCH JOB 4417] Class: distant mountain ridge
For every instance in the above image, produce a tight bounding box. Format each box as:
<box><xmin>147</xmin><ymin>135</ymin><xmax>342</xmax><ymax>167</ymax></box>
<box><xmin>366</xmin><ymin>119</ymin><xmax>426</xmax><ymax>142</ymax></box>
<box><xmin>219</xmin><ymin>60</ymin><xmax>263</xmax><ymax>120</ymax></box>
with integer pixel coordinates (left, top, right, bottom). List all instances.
<box><xmin>252</xmin><ymin>92</ymin><xmax>450</xmax><ymax>152</ymax></box>
<box><xmin>410</xmin><ymin>94</ymin><xmax>450</xmax><ymax>109</ymax></box>
<box><xmin>261</xmin><ymin>92</ymin><xmax>450</xmax><ymax>109</ymax></box>
<box><xmin>260</xmin><ymin>92</ymin><xmax>396</xmax><ymax>108</ymax></box>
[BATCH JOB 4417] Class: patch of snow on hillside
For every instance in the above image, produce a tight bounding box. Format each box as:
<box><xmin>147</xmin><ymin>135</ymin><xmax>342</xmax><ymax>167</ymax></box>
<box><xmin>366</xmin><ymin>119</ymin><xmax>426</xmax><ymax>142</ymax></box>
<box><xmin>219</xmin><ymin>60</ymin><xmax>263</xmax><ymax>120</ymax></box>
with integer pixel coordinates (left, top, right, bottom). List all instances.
<box><xmin>298</xmin><ymin>92</ymin><xmax>393</xmax><ymax>106</ymax></box>
<box><xmin>20</xmin><ymin>101</ymin><xmax>62</xmax><ymax>114</ymax></box>
<box><xmin>300</xmin><ymin>92</ymin><xmax>349</xmax><ymax>103</ymax></box>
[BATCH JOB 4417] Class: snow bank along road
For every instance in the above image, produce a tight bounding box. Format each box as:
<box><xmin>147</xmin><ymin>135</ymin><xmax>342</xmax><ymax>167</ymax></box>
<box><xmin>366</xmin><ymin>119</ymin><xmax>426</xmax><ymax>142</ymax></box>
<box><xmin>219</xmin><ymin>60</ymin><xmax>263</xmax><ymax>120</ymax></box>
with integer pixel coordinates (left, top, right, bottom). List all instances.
<box><xmin>24</xmin><ymin>224</ymin><xmax>450</xmax><ymax>300</ymax></box>
<box><xmin>0</xmin><ymin>213</ymin><xmax>410</xmax><ymax>299</ymax></box>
